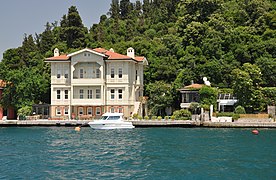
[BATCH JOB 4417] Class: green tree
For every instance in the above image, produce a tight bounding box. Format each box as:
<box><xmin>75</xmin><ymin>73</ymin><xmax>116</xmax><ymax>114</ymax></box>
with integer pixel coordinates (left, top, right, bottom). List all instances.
<box><xmin>108</xmin><ymin>0</ymin><xmax>120</xmax><ymax>19</ymax></box>
<box><xmin>61</xmin><ymin>6</ymin><xmax>87</xmax><ymax>48</ymax></box>
<box><xmin>199</xmin><ymin>86</ymin><xmax>218</xmax><ymax>110</ymax></box>
<box><xmin>146</xmin><ymin>81</ymin><xmax>174</xmax><ymax>116</ymax></box>
<box><xmin>231</xmin><ymin>63</ymin><xmax>264</xmax><ymax>112</ymax></box>
<box><xmin>38</xmin><ymin>22</ymin><xmax>56</xmax><ymax>54</ymax></box>
<box><xmin>120</xmin><ymin>0</ymin><xmax>133</xmax><ymax>19</ymax></box>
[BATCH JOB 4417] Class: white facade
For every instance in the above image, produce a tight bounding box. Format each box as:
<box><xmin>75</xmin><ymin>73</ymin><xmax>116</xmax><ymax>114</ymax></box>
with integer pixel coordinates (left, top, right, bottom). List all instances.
<box><xmin>45</xmin><ymin>48</ymin><xmax>148</xmax><ymax>119</ymax></box>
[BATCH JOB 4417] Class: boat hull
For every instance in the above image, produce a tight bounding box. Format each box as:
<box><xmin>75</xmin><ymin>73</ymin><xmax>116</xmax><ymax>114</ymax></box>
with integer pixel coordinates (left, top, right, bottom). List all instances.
<box><xmin>88</xmin><ymin>121</ymin><xmax>134</xmax><ymax>130</ymax></box>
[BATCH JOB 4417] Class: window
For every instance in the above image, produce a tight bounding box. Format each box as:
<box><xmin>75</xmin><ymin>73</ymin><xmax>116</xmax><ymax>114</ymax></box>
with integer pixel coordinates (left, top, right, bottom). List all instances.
<box><xmin>111</xmin><ymin>89</ymin><xmax>115</xmax><ymax>99</ymax></box>
<box><xmin>80</xmin><ymin>89</ymin><xmax>84</xmax><ymax>99</ymax></box>
<box><xmin>64</xmin><ymin>69</ymin><xmax>69</xmax><ymax>79</ymax></box>
<box><xmin>80</xmin><ymin>69</ymin><xmax>84</xmax><ymax>78</ymax></box>
<box><xmin>96</xmin><ymin>69</ymin><xmax>100</xmax><ymax>78</ymax></box>
<box><xmin>110</xmin><ymin>107</ymin><xmax>115</xmax><ymax>113</ymax></box>
<box><xmin>96</xmin><ymin>107</ymin><xmax>101</xmax><ymax>115</ymax></box>
<box><xmin>118</xmin><ymin>107</ymin><xmax>123</xmax><ymax>113</ymax></box>
<box><xmin>64</xmin><ymin>90</ymin><xmax>69</xmax><ymax>99</ymax></box>
<box><xmin>135</xmin><ymin>70</ymin><xmax>138</xmax><ymax>81</ymax></box>
<box><xmin>57</xmin><ymin>69</ymin><xmax>61</xmax><ymax>79</ymax></box>
<box><xmin>64</xmin><ymin>107</ymin><xmax>69</xmax><ymax>115</ymax></box>
<box><xmin>96</xmin><ymin>89</ymin><xmax>101</xmax><ymax>99</ymax></box>
<box><xmin>56</xmin><ymin>107</ymin><xmax>61</xmax><ymax>116</ymax></box>
<box><xmin>84</xmin><ymin>53</ymin><xmax>87</xmax><ymax>56</ymax></box>
<box><xmin>111</xmin><ymin>67</ymin><xmax>115</xmax><ymax>78</ymax></box>
<box><xmin>79</xmin><ymin>107</ymin><xmax>83</xmax><ymax>115</ymax></box>
<box><xmin>57</xmin><ymin>90</ymin><xmax>61</xmax><ymax>99</ymax></box>
<box><xmin>118</xmin><ymin>89</ymin><xmax>123</xmax><ymax>99</ymax></box>
<box><xmin>87</xmin><ymin>107</ymin><xmax>93</xmax><ymax>115</ymax></box>
<box><xmin>87</xmin><ymin>90</ymin><xmax>93</xmax><ymax>99</ymax></box>
<box><xmin>118</xmin><ymin>68</ymin><xmax>122</xmax><ymax>78</ymax></box>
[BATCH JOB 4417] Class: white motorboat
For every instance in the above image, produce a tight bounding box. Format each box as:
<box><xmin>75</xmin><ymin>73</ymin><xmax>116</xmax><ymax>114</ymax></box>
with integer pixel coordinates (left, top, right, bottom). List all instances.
<box><xmin>88</xmin><ymin>113</ymin><xmax>134</xmax><ymax>129</ymax></box>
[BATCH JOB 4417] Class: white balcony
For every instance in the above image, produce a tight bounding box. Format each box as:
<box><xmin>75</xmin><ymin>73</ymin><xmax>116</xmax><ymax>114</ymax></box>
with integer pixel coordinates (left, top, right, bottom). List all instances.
<box><xmin>51</xmin><ymin>78</ymin><xmax>70</xmax><ymax>84</ymax></box>
<box><xmin>71</xmin><ymin>99</ymin><xmax>104</xmax><ymax>106</ymax></box>
<box><xmin>51</xmin><ymin>99</ymin><xmax>70</xmax><ymax>105</ymax></box>
<box><xmin>71</xmin><ymin>78</ymin><xmax>104</xmax><ymax>85</ymax></box>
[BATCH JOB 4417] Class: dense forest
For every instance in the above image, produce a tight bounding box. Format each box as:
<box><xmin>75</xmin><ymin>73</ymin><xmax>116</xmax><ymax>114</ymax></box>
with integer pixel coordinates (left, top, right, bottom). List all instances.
<box><xmin>0</xmin><ymin>0</ymin><xmax>275</xmax><ymax>115</ymax></box>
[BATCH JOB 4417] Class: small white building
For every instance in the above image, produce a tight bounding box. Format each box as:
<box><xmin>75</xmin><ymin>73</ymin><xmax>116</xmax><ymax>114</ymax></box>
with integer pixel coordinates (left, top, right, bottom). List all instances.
<box><xmin>45</xmin><ymin>47</ymin><xmax>148</xmax><ymax>119</ymax></box>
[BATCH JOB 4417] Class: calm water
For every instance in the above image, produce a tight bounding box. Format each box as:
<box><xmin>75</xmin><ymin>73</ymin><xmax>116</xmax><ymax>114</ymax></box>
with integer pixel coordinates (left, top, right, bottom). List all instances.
<box><xmin>0</xmin><ymin>127</ymin><xmax>275</xmax><ymax>180</ymax></box>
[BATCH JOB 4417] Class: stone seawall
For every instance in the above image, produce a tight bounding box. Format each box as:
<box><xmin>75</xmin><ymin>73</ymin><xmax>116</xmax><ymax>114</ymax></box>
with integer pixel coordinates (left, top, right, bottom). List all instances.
<box><xmin>0</xmin><ymin>119</ymin><xmax>276</xmax><ymax>128</ymax></box>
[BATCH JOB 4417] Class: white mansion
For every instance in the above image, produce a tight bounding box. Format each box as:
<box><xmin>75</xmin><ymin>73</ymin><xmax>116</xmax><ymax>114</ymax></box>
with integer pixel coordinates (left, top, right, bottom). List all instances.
<box><xmin>45</xmin><ymin>47</ymin><xmax>148</xmax><ymax>119</ymax></box>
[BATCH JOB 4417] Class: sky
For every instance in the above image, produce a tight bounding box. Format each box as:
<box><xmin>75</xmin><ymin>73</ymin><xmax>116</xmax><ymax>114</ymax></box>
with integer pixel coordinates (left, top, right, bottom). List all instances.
<box><xmin>0</xmin><ymin>0</ymin><xmax>114</xmax><ymax>60</ymax></box>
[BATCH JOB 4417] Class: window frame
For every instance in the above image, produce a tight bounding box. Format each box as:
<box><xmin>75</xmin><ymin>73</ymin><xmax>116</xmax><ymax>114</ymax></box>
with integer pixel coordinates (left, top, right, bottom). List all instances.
<box><xmin>79</xmin><ymin>89</ymin><xmax>84</xmax><ymax>99</ymax></box>
<box><xmin>111</xmin><ymin>67</ymin><xmax>115</xmax><ymax>78</ymax></box>
<box><xmin>64</xmin><ymin>90</ymin><xmax>69</xmax><ymax>99</ymax></box>
<box><xmin>79</xmin><ymin>107</ymin><xmax>83</xmax><ymax>115</ymax></box>
<box><xmin>96</xmin><ymin>69</ymin><xmax>100</xmax><ymax>78</ymax></box>
<box><xmin>118</xmin><ymin>68</ymin><xmax>123</xmax><ymax>78</ymax></box>
<box><xmin>118</xmin><ymin>89</ymin><xmax>123</xmax><ymax>100</ymax></box>
<box><xmin>111</xmin><ymin>89</ymin><xmax>115</xmax><ymax>100</ymax></box>
<box><xmin>87</xmin><ymin>89</ymin><xmax>93</xmax><ymax>99</ymax></box>
<box><xmin>118</xmin><ymin>107</ymin><xmax>123</xmax><ymax>113</ymax></box>
<box><xmin>96</xmin><ymin>89</ymin><xmax>101</xmax><ymax>99</ymax></box>
<box><xmin>64</xmin><ymin>107</ymin><xmax>69</xmax><ymax>115</ymax></box>
<box><xmin>80</xmin><ymin>68</ymin><xmax>84</xmax><ymax>79</ymax></box>
<box><xmin>56</xmin><ymin>107</ymin><xmax>61</xmax><ymax>116</ymax></box>
<box><xmin>57</xmin><ymin>90</ymin><xmax>61</xmax><ymax>100</ymax></box>
<box><xmin>96</xmin><ymin>107</ymin><xmax>101</xmax><ymax>115</ymax></box>
<box><xmin>87</xmin><ymin>107</ymin><xmax>93</xmax><ymax>115</ymax></box>
<box><xmin>57</xmin><ymin>69</ymin><xmax>61</xmax><ymax>79</ymax></box>
<box><xmin>64</xmin><ymin>69</ymin><xmax>69</xmax><ymax>79</ymax></box>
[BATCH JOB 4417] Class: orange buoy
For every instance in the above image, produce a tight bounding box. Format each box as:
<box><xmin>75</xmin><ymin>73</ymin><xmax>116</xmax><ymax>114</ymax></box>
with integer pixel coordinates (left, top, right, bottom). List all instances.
<box><xmin>75</xmin><ymin>126</ymin><xmax>81</xmax><ymax>131</ymax></box>
<box><xmin>252</xmin><ymin>129</ymin><xmax>259</xmax><ymax>135</ymax></box>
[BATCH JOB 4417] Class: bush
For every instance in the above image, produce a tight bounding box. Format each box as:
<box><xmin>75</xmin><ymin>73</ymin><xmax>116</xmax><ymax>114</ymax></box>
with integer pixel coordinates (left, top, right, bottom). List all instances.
<box><xmin>173</xmin><ymin>109</ymin><xmax>192</xmax><ymax>120</ymax></box>
<box><xmin>171</xmin><ymin>116</ymin><xmax>175</xmax><ymax>120</ymax></box>
<box><xmin>164</xmin><ymin>116</ymin><xmax>169</xmax><ymax>120</ymax></box>
<box><xmin>132</xmin><ymin>113</ymin><xmax>138</xmax><ymax>119</ymax></box>
<box><xmin>144</xmin><ymin>116</ymin><xmax>149</xmax><ymax>120</ymax></box>
<box><xmin>17</xmin><ymin>106</ymin><xmax>32</xmax><ymax>117</ymax></box>
<box><xmin>189</xmin><ymin>102</ymin><xmax>200</xmax><ymax>114</ymax></box>
<box><xmin>152</xmin><ymin>116</ymin><xmax>157</xmax><ymax>120</ymax></box>
<box><xmin>157</xmin><ymin>116</ymin><xmax>162</xmax><ymax>120</ymax></box>
<box><xmin>201</xmin><ymin>104</ymin><xmax>210</xmax><ymax>111</ymax></box>
<box><xmin>232</xmin><ymin>114</ymin><xmax>240</xmax><ymax>120</ymax></box>
<box><xmin>138</xmin><ymin>116</ymin><xmax>143</xmax><ymax>120</ymax></box>
<box><xmin>234</xmin><ymin>106</ymin><xmax>246</xmax><ymax>114</ymax></box>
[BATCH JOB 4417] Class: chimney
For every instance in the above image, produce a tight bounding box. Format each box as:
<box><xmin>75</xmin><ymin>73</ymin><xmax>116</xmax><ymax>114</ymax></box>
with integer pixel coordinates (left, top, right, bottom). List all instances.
<box><xmin>127</xmin><ymin>47</ymin><xmax>135</xmax><ymax>58</ymax></box>
<box><xmin>54</xmin><ymin>48</ymin><xmax>59</xmax><ymax>57</ymax></box>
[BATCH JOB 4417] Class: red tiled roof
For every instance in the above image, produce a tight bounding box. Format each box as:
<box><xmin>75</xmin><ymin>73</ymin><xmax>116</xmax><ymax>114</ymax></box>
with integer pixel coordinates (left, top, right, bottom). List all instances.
<box><xmin>93</xmin><ymin>48</ymin><xmax>130</xmax><ymax>60</ymax></box>
<box><xmin>93</xmin><ymin>48</ymin><xmax>145</xmax><ymax>61</ymax></box>
<box><xmin>135</xmin><ymin>56</ymin><xmax>145</xmax><ymax>61</ymax></box>
<box><xmin>45</xmin><ymin>48</ymin><xmax>145</xmax><ymax>62</ymax></box>
<box><xmin>45</xmin><ymin>54</ymin><xmax>69</xmax><ymax>61</ymax></box>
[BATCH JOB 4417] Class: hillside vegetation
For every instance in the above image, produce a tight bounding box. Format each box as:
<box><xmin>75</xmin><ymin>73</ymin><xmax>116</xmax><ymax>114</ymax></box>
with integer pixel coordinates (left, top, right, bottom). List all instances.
<box><xmin>0</xmin><ymin>0</ymin><xmax>275</xmax><ymax>115</ymax></box>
